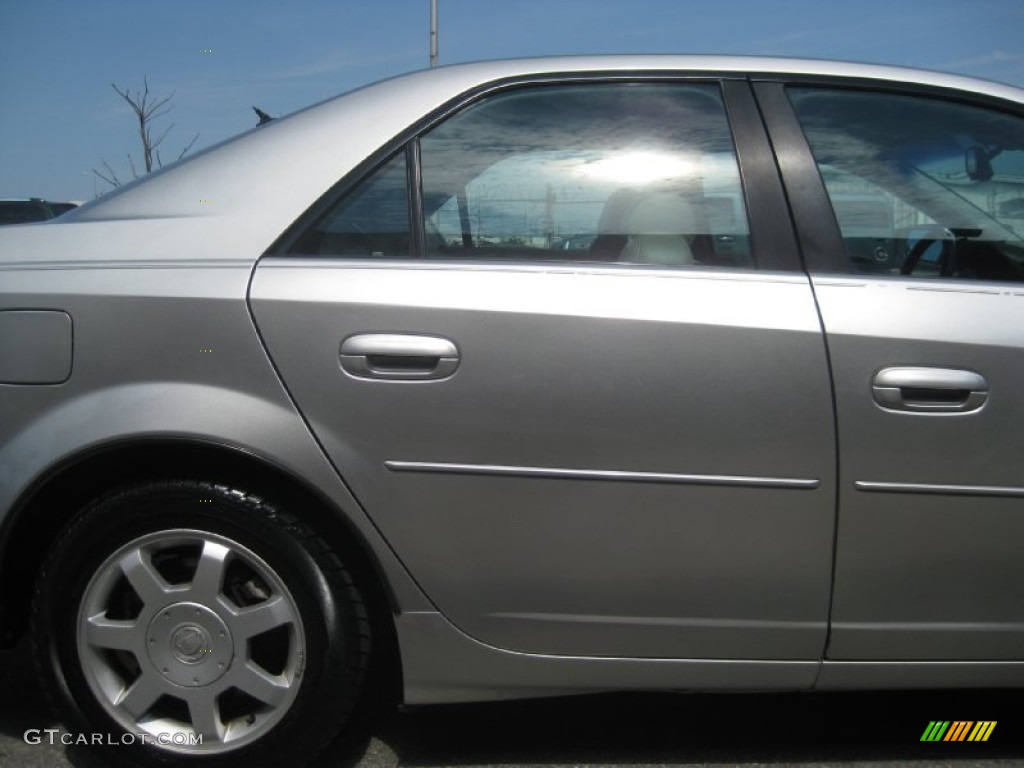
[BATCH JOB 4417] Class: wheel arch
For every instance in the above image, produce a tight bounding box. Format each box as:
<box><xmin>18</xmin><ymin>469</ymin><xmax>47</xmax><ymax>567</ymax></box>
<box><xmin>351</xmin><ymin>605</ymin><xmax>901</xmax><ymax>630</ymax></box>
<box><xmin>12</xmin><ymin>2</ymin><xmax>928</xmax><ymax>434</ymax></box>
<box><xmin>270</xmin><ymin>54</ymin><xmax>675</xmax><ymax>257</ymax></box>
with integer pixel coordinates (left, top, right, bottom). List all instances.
<box><xmin>0</xmin><ymin>437</ymin><xmax>401</xmax><ymax>695</ymax></box>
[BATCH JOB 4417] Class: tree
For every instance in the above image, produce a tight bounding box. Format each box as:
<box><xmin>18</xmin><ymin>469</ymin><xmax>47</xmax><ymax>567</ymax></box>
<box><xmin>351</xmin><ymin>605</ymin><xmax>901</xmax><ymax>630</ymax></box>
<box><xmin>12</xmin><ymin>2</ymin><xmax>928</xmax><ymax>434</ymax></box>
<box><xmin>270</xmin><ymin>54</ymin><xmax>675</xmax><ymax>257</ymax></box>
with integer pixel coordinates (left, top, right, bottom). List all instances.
<box><xmin>93</xmin><ymin>77</ymin><xmax>199</xmax><ymax>188</ymax></box>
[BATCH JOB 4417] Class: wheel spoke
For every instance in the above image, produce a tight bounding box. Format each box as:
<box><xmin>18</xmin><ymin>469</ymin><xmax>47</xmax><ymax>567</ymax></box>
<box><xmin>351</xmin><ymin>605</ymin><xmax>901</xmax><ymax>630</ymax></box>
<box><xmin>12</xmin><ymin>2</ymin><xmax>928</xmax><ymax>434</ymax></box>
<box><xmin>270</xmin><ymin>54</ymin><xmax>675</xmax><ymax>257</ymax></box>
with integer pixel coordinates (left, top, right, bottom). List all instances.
<box><xmin>187</xmin><ymin>691</ymin><xmax>225</xmax><ymax>742</ymax></box>
<box><xmin>118</xmin><ymin>549</ymin><xmax>176</xmax><ymax>607</ymax></box>
<box><xmin>115</xmin><ymin>672</ymin><xmax>163</xmax><ymax>719</ymax></box>
<box><xmin>228</xmin><ymin>595</ymin><xmax>296</xmax><ymax>640</ymax></box>
<box><xmin>190</xmin><ymin>540</ymin><xmax>231</xmax><ymax>600</ymax></box>
<box><xmin>85</xmin><ymin>614</ymin><xmax>138</xmax><ymax>652</ymax></box>
<box><xmin>233</xmin><ymin>662</ymin><xmax>289</xmax><ymax>708</ymax></box>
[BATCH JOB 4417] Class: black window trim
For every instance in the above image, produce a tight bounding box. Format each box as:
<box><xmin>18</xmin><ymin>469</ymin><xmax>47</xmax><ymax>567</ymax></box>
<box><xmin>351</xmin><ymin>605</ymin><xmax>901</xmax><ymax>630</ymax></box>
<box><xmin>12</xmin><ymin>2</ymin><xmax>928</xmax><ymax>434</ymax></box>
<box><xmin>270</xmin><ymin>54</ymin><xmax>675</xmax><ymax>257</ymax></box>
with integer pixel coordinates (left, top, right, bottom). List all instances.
<box><xmin>751</xmin><ymin>71</ymin><xmax>1024</xmax><ymax>117</ymax></box>
<box><xmin>406</xmin><ymin>139</ymin><xmax>425</xmax><ymax>257</ymax></box>
<box><xmin>721</xmin><ymin>80</ymin><xmax>800</xmax><ymax>271</ymax></box>
<box><xmin>753</xmin><ymin>81</ymin><xmax>846</xmax><ymax>273</ymax></box>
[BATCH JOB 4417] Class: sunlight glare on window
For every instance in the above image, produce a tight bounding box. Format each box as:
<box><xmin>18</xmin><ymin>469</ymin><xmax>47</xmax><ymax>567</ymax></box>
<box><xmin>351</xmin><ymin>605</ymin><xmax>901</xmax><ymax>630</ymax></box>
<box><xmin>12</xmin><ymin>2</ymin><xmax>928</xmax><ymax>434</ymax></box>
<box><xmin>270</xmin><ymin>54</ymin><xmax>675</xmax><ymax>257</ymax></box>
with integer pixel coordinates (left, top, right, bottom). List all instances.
<box><xmin>577</xmin><ymin>151</ymin><xmax>697</xmax><ymax>186</ymax></box>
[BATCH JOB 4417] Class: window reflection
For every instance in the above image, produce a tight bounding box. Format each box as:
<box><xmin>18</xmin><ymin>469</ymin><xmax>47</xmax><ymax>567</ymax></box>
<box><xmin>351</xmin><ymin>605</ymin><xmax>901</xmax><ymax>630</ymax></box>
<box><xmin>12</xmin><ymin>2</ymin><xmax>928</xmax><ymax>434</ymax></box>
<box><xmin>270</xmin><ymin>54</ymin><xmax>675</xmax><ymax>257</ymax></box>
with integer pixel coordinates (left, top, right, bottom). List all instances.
<box><xmin>421</xmin><ymin>83</ymin><xmax>752</xmax><ymax>268</ymax></box>
<box><xmin>290</xmin><ymin>152</ymin><xmax>409</xmax><ymax>257</ymax></box>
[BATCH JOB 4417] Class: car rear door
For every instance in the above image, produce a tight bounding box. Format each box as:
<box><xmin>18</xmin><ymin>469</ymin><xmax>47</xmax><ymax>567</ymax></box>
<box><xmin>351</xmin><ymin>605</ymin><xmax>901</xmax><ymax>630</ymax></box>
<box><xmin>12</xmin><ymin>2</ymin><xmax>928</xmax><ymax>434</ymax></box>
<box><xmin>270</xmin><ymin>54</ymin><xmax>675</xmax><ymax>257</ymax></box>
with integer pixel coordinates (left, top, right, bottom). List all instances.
<box><xmin>756</xmin><ymin>80</ymin><xmax>1024</xmax><ymax>661</ymax></box>
<box><xmin>249</xmin><ymin>76</ymin><xmax>836</xmax><ymax>667</ymax></box>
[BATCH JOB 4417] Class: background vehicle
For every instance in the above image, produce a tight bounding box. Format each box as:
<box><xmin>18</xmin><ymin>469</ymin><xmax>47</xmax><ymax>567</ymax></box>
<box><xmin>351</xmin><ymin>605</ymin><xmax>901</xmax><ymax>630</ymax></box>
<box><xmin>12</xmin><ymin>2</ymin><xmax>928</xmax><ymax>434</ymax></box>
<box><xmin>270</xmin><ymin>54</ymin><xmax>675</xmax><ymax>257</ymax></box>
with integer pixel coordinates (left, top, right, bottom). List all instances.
<box><xmin>1</xmin><ymin>56</ymin><xmax>1022</xmax><ymax>767</ymax></box>
<box><xmin>0</xmin><ymin>198</ymin><xmax>54</xmax><ymax>225</ymax></box>
<box><xmin>45</xmin><ymin>200</ymin><xmax>80</xmax><ymax>216</ymax></box>
<box><xmin>0</xmin><ymin>198</ymin><xmax>79</xmax><ymax>225</ymax></box>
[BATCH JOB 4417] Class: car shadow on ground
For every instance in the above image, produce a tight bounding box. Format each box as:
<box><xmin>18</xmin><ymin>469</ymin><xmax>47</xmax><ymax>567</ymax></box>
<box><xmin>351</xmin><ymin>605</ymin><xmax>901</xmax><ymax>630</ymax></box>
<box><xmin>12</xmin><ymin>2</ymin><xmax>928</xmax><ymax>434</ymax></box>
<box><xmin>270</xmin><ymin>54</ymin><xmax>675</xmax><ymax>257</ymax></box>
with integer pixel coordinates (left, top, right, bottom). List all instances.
<box><xmin>329</xmin><ymin>688</ymin><xmax>1024</xmax><ymax>767</ymax></box>
<box><xmin>3</xmin><ymin>637</ymin><xmax>1023</xmax><ymax>767</ymax></box>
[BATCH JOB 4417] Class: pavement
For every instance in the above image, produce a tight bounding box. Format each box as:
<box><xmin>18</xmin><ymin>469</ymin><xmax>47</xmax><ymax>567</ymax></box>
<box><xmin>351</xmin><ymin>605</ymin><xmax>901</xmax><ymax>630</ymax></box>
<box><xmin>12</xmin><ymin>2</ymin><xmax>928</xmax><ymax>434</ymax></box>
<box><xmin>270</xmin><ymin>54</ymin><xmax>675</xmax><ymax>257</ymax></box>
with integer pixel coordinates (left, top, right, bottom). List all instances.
<box><xmin>2</xmin><ymin>637</ymin><xmax>1023</xmax><ymax>768</ymax></box>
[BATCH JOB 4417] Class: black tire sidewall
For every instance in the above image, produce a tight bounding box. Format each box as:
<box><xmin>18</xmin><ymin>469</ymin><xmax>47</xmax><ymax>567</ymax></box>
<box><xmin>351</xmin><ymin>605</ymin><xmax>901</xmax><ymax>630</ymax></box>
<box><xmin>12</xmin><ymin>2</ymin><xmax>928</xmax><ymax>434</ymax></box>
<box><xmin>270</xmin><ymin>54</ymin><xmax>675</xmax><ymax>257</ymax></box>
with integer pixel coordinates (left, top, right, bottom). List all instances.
<box><xmin>34</xmin><ymin>482</ymin><xmax>364</xmax><ymax>768</ymax></box>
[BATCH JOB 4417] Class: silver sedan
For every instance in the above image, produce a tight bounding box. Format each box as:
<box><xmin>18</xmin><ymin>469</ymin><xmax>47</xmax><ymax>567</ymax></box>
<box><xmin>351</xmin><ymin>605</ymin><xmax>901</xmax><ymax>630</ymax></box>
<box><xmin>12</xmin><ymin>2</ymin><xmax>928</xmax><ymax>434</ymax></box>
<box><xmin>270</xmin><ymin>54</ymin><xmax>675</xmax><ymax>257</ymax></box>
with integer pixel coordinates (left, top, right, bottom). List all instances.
<box><xmin>1</xmin><ymin>55</ymin><xmax>1022</xmax><ymax>767</ymax></box>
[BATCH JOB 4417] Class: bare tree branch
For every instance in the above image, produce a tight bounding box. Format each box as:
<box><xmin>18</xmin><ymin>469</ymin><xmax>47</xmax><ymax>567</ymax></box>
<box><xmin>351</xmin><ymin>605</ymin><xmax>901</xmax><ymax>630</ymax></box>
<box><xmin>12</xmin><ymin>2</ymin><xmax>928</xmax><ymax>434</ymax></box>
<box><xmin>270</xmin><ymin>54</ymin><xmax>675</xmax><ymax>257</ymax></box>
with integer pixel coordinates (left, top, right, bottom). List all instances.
<box><xmin>151</xmin><ymin>122</ymin><xmax>175</xmax><ymax>155</ymax></box>
<box><xmin>147</xmin><ymin>97</ymin><xmax>174</xmax><ymax>122</ymax></box>
<box><xmin>92</xmin><ymin>159</ymin><xmax>121</xmax><ymax>187</ymax></box>
<box><xmin>92</xmin><ymin>169</ymin><xmax>116</xmax><ymax>187</ymax></box>
<box><xmin>178</xmin><ymin>133</ymin><xmax>199</xmax><ymax>161</ymax></box>
<box><xmin>95</xmin><ymin>77</ymin><xmax>197</xmax><ymax>189</ymax></box>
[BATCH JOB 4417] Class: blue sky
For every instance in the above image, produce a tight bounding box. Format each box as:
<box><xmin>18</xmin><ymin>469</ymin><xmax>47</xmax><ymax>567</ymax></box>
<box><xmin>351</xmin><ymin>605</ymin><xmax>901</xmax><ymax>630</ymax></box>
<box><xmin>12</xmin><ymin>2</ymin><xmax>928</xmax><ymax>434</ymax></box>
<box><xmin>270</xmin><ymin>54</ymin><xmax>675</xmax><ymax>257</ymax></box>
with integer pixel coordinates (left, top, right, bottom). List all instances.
<box><xmin>2</xmin><ymin>0</ymin><xmax>1022</xmax><ymax>201</ymax></box>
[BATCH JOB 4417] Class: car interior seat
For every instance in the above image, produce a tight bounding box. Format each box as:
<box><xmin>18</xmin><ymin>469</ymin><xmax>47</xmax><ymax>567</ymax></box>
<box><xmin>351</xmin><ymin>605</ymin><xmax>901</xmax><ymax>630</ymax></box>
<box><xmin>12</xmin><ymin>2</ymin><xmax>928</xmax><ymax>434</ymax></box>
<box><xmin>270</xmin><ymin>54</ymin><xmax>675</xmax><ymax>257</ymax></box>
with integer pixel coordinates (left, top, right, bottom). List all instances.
<box><xmin>589</xmin><ymin>187</ymin><xmax>697</xmax><ymax>265</ymax></box>
<box><xmin>620</xmin><ymin>192</ymin><xmax>696</xmax><ymax>265</ymax></box>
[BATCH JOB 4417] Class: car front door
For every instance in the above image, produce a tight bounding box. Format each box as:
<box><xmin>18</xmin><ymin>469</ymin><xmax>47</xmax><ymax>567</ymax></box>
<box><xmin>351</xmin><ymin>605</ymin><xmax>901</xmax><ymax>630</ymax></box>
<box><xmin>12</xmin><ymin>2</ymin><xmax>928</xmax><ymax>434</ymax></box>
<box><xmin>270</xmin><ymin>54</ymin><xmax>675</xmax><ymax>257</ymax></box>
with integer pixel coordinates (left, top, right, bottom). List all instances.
<box><xmin>249</xmin><ymin>77</ymin><xmax>837</xmax><ymax>667</ymax></box>
<box><xmin>758</xmin><ymin>81</ymin><xmax>1024</xmax><ymax>661</ymax></box>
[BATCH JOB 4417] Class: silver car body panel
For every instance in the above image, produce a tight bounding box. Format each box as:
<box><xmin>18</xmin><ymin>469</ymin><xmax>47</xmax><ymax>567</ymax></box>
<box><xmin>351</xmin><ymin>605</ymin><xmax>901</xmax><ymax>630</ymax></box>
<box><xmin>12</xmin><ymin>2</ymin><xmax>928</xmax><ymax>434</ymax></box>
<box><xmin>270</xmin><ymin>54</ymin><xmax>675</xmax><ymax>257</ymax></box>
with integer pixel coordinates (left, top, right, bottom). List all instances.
<box><xmin>395</xmin><ymin>612</ymin><xmax>1024</xmax><ymax>705</ymax></box>
<box><xmin>396</xmin><ymin>611</ymin><xmax>820</xmax><ymax>703</ymax></box>
<box><xmin>0</xmin><ymin>263</ymin><xmax>433</xmax><ymax>613</ymax></box>
<box><xmin>3</xmin><ymin>56</ymin><xmax>1024</xmax><ymax>704</ymax></box>
<box><xmin>814</xmin><ymin>276</ymin><xmax>1024</xmax><ymax>660</ymax></box>
<box><xmin>249</xmin><ymin>260</ymin><xmax>837</xmax><ymax>660</ymax></box>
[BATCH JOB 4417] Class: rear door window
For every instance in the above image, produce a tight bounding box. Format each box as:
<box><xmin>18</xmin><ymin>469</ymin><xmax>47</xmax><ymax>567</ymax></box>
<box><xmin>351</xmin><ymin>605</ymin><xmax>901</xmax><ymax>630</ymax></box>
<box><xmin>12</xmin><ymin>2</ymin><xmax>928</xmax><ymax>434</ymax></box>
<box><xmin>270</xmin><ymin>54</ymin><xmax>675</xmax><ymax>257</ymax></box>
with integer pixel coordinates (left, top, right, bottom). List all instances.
<box><xmin>419</xmin><ymin>83</ymin><xmax>754</xmax><ymax>268</ymax></box>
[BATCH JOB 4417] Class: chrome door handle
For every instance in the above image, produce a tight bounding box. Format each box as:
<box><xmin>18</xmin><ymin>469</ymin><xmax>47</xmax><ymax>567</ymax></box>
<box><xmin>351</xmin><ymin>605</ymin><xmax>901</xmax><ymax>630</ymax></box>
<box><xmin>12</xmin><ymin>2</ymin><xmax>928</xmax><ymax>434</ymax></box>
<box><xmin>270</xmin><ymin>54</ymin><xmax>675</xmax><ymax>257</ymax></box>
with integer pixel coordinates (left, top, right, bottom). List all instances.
<box><xmin>872</xmin><ymin>367</ymin><xmax>988</xmax><ymax>413</ymax></box>
<box><xmin>340</xmin><ymin>333</ymin><xmax>459</xmax><ymax>380</ymax></box>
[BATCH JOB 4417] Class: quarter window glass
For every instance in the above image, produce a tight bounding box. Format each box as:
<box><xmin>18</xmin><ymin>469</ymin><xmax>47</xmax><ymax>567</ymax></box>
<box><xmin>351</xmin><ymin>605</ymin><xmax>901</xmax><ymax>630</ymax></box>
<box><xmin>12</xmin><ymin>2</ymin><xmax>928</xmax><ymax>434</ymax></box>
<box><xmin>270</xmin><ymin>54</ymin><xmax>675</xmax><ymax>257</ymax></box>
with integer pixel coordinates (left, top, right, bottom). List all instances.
<box><xmin>420</xmin><ymin>84</ymin><xmax>752</xmax><ymax>268</ymax></box>
<box><xmin>789</xmin><ymin>88</ymin><xmax>1024</xmax><ymax>281</ymax></box>
<box><xmin>289</xmin><ymin>152</ymin><xmax>409</xmax><ymax>257</ymax></box>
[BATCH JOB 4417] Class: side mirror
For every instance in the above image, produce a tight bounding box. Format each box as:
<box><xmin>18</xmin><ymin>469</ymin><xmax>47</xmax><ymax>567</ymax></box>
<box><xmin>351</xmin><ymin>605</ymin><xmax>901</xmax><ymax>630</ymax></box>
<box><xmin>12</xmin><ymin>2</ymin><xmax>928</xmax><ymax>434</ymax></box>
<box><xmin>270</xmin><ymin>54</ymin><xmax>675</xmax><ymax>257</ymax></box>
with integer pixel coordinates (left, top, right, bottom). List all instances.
<box><xmin>965</xmin><ymin>146</ymin><xmax>994</xmax><ymax>181</ymax></box>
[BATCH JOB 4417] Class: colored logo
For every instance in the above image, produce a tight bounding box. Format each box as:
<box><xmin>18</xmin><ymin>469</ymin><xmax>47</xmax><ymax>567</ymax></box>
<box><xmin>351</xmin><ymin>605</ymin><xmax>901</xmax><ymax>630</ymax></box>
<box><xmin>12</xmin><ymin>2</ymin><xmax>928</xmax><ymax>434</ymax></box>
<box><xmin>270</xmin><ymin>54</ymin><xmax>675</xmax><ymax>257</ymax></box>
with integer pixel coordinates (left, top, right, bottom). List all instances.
<box><xmin>921</xmin><ymin>721</ymin><xmax>996</xmax><ymax>742</ymax></box>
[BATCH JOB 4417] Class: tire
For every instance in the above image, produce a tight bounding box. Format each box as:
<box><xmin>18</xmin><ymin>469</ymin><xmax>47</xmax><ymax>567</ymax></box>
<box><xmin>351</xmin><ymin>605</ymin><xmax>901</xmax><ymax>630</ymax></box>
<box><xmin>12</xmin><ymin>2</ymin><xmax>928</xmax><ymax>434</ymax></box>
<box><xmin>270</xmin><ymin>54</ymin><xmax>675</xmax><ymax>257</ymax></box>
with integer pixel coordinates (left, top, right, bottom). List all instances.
<box><xmin>32</xmin><ymin>480</ymin><xmax>371</xmax><ymax>768</ymax></box>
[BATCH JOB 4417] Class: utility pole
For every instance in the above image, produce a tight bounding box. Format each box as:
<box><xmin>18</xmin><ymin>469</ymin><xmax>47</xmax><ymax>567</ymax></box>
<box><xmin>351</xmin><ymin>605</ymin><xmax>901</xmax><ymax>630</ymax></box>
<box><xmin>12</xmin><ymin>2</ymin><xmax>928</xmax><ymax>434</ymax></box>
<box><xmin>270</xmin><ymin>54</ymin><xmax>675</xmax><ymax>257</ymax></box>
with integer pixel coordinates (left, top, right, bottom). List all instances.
<box><xmin>430</xmin><ymin>0</ymin><xmax>439</xmax><ymax>68</ymax></box>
